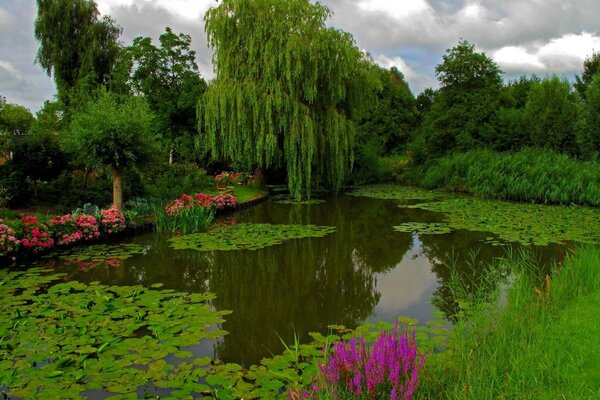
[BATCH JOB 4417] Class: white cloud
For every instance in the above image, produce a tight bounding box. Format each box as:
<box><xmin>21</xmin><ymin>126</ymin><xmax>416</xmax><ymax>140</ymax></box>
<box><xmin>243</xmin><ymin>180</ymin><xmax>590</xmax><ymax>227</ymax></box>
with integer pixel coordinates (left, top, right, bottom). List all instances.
<box><xmin>494</xmin><ymin>32</ymin><xmax>600</xmax><ymax>74</ymax></box>
<box><xmin>0</xmin><ymin>8</ymin><xmax>15</xmax><ymax>32</ymax></box>
<box><xmin>97</xmin><ymin>0</ymin><xmax>215</xmax><ymax>21</ymax></box>
<box><xmin>356</xmin><ymin>0</ymin><xmax>433</xmax><ymax>20</ymax></box>
<box><xmin>0</xmin><ymin>60</ymin><xmax>22</xmax><ymax>79</ymax></box>
<box><xmin>374</xmin><ymin>54</ymin><xmax>438</xmax><ymax>92</ymax></box>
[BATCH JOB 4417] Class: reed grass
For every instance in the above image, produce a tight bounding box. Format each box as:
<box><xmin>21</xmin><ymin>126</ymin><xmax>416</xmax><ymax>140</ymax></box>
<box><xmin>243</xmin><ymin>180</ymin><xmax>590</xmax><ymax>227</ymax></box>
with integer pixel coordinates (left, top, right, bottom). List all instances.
<box><xmin>420</xmin><ymin>247</ymin><xmax>600</xmax><ymax>399</ymax></box>
<box><xmin>404</xmin><ymin>148</ymin><xmax>600</xmax><ymax>207</ymax></box>
<box><xmin>152</xmin><ymin>204</ymin><xmax>215</xmax><ymax>234</ymax></box>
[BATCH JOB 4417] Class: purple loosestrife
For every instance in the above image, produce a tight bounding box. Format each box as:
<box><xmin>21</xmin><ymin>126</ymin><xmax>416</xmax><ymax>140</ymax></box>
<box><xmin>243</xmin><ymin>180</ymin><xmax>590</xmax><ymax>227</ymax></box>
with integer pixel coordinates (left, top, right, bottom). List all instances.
<box><xmin>289</xmin><ymin>324</ymin><xmax>425</xmax><ymax>400</ymax></box>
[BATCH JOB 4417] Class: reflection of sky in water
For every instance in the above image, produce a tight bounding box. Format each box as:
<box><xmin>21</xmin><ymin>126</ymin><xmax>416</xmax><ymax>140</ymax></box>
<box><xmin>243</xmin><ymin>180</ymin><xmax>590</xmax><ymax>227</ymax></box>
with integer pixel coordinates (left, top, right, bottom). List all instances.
<box><xmin>368</xmin><ymin>235</ymin><xmax>438</xmax><ymax>324</ymax></box>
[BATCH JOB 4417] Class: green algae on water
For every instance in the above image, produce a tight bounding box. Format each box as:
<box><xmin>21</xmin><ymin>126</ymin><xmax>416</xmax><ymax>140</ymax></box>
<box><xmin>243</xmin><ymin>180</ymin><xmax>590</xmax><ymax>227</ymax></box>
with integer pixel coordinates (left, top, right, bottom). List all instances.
<box><xmin>347</xmin><ymin>184</ymin><xmax>446</xmax><ymax>202</ymax></box>
<box><xmin>393</xmin><ymin>222</ymin><xmax>454</xmax><ymax>235</ymax></box>
<box><xmin>169</xmin><ymin>223</ymin><xmax>336</xmax><ymax>252</ymax></box>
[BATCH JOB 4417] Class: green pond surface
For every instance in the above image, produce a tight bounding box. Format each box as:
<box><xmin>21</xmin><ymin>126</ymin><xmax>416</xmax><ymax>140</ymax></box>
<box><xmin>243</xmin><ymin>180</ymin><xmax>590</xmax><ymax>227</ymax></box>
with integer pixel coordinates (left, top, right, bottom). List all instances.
<box><xmin>5</xmin><ymin>186</ymin><xmax>592</xmax><ymax>398</ymax></box>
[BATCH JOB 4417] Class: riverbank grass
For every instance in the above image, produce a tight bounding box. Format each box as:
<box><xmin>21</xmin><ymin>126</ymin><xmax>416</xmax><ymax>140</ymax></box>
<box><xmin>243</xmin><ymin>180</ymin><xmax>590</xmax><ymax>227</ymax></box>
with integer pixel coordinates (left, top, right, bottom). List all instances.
<box><xmin>420</xmin><ymin>247</ymin><xmax>600</xmax><ymax>399</ymax></box>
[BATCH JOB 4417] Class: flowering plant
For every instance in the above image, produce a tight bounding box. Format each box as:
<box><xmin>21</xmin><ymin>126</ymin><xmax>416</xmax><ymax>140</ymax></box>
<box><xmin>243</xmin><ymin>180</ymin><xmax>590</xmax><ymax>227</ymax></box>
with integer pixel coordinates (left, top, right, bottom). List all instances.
<box><xmin>50</xmin><ymin>214</ymin><xmax>100</xmax><ymax>246</ymax></box>
<box><xmin>289</xmin><ymin>325</ymin><xmax>425</xmax><ymax>400</ymax></box>
<box><xmin>215</xmin><ymin>171</ymin><xmax>241</xmax><ymax>185</ymax></box>
<box><xmin>164</xmin><ymin>193</ymin><xmax>238</xmax><ymax>216</ymax></box>
<box><xmin>19</xmin><ymin>215</ymin><xmax>54</xmax><ymax>254</ymax></box>
<box><xmin>101</xmin><ymin>206</ymin><xmax>126</xmax><ymax>234</ymax></box>
<box><xmin>0</xmin><ymin>219</ymin><xmax>20</xmax><ymax>256</ymax></box>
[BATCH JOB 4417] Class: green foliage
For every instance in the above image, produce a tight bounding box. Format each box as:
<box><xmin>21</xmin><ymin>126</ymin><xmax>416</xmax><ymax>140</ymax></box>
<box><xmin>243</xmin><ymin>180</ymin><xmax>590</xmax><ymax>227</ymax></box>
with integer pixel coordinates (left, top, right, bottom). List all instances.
<box><xmin>34</xmin><ymin>0</ymin><xmax>121</xmax><ymax>105</ymax></box>
<box><xmin>575</xmin><ymin>51</ymin><xmax>600</xmax><ymax>98</ymax></box>
<box><xmin>524</xmin><ymin>76</ymin><xmax>578</xmax><ymax>154</ymax></box>
<box><xmin>0</xmin><ymin>102</ymin><xmax>35</xmax><ymax>136</ymax></box>
<box><xmin>153</xmin><ymin>204</ymin><xmax>215</xmax><ymax>234</ymax></box>
<box><xmin>415</xmin><ymin>41</ymin><xmax>503</xmax><ymax>161</ymax></box>
<box><xmin>116</xmin><ymin>27</ymin><xmax>207</xmax><ymax>163</ymax></box>
<box><xmin>31</xmin><ymin>100</ymin><xmax>64</xmax><ymax>135</ymax></box>
<box><xmin>404</xmin><ymin>148</ymin><xmax>600</xmax><ymax>206</ymax></box>
<box><xmin>486</xmin><ymin>107</ymin><xmax>526</xmax><ymax>151</ymax></box>
<box><xmin>170</xmin><ymin>223</ymin><xmax>336</xmax><ymax>251</ymax></box>
<box><xmin>577</xmin><ymin>75</ymin><xmax>600</xmax><ymax>160</ymax></box>
<box><xmin>419</xmin><ymin>247</ymin><xmax>600</xmax><ymax>399</ymax></box>
<box><xmin>66</xmin><ymin>91</ymin><xmax>157</xmax><ymax>171</ymax></box>
<box><xmin>59</xmin><ymin>243</ymin><xmax>145</xmax><ymax>262</ymax></box>
<box><xmin>200</xmin><ymin>0</ymin><xmax>379</xmax><ymax>200</ymax></box>
<box><xmin>143</xmin><ymin>163</ymin><xmax>214</xmax><ymax>200</ymax></box>
<box><xmin>0</xmin><ymin>268</ymin><xmax>230</xmax><ymax>399</ymax></box>
<box><xmin>10</xmin><ymin>133</ymin><xmax>67</xmax><ymax>185</ymax></box>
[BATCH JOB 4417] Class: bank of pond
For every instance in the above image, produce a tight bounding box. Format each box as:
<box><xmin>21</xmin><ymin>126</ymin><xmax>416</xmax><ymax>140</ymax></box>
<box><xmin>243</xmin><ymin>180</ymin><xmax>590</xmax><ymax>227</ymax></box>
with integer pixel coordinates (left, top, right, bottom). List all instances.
<box><xmin>2</xmin><ymin>184</ymin><xmax>600</xmax><ymax>399</ymax></box>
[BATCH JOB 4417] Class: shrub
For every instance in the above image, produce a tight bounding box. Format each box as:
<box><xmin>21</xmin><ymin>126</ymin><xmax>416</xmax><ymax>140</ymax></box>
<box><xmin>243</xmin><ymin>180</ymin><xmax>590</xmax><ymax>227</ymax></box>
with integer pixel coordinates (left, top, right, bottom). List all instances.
<box><xmin>49</xmin><ymin>214</ymin><xmax>100</xmax><ymax>246</ymax></box>
<box><xmin>100</xmin><ymin>206</ymin><xmax>126</xmax><ymax>234</ymax></box>
<box><xmin>0</xmin><ymin>219</ymin><xmax>20</xmax><ymax>256</ymax></box>
<box><xmin>19</xmin><ymin>216</ymin><xmax>54</xmax><ymax>253</ymax></box>
<box><xmin>403</xmin><ymin>148</ymin><xmax>600</xmax><ymax>206</ymax></box>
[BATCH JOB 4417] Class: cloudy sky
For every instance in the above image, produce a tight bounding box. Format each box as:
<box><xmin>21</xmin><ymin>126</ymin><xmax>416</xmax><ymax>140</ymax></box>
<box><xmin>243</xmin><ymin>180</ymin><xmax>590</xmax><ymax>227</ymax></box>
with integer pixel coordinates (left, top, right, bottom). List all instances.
<box><xmin>1</xmin><ymin>0</ymin><xmax>599</xmax><ymax>112</ymax></box>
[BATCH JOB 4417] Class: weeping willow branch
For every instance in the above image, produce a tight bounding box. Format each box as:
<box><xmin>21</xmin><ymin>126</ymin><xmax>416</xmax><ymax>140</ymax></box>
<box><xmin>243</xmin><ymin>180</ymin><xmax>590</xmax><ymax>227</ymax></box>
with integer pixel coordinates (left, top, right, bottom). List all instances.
<box><xmin>199</xmin><ymin>0</ymin><xmax>379</xmax><ymax>199</ymax></box>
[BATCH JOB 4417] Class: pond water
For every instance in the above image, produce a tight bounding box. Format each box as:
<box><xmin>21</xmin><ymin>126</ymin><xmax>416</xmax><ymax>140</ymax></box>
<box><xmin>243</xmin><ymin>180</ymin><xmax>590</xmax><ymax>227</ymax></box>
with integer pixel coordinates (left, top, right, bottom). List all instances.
<box><xmin>31</xmin><ymin>192</ymin><xmax>563</xmax><ymax>367</ymax></box>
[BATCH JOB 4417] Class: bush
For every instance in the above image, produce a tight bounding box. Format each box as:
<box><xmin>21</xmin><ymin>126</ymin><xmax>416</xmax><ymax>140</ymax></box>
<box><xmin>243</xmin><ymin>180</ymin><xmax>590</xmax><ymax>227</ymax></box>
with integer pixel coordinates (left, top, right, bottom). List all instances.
<box><xmin>144</xmin><ymin>163</ymin><xmax>214</xmax><ymax>200</ymax></box>
<box><xmin>0</xmin><ymin>219</ymin><xmax>20</xmax><ymax>256</ymax></box>
<box><xmin>403</xmin><ymin>148</ymin><xmax>600</xmax><ymax>206</ymax></box>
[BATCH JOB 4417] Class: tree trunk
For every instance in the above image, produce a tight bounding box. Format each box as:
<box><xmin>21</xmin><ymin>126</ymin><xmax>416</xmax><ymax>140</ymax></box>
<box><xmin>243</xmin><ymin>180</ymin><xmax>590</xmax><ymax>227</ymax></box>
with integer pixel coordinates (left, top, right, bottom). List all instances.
<box><xmin>81</xmin><ymin>166</ymin><xmax>90</xmax><ymax>190</ymax></box>
<box><xmin>169</xmin><ymin>148</ymin><xmax>174</xmax><ymax>165</ymax></box>
<box><xmin>253</xmin><ymin>167</ymin><xmax>264</xmax><ymax>188</ymax></box>
<box><xmin>112</xmin><ymin>168</ymin><xmax>124</xmax><ymax>211</ymax></box>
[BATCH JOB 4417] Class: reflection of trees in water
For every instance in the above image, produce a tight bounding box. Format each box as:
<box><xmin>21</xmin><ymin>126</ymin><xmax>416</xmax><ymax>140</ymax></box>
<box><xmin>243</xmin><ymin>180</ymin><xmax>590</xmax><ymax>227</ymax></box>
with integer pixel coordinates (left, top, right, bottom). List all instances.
<box><xmin>45</xmin><ymin>195</ymin><xmax>414</xmax><ymax>366</ymax></box>
<box><xmin>419</xmin><ymin>230</ymin><xmax>564</xmax><ymax>320</ymax></box>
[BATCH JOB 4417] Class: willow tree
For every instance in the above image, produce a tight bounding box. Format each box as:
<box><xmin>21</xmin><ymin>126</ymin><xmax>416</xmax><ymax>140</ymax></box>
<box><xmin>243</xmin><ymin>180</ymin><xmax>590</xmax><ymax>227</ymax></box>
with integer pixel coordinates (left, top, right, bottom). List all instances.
<box><xmin>200</xmin><ymin>0</ymin><xmax>378</xmax><ymax>199</ymax></box>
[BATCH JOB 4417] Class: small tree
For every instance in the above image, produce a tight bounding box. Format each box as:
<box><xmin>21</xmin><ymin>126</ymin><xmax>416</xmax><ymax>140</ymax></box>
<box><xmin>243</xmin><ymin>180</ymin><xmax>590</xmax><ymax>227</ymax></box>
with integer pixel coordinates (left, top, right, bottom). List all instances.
<box><xmin>575</xmin><ymin>52</ymin><xmax>600</xmax><ymax>99</ymax></box>
<box><xmin>577</xmin><ymin>75</ymin><xmax>600</xmax><ymax>159</ymax></box>
<box><xmin>66</xmin><ymin>91</ymin><xmax>157</xmax><ymax>210</ymax></box>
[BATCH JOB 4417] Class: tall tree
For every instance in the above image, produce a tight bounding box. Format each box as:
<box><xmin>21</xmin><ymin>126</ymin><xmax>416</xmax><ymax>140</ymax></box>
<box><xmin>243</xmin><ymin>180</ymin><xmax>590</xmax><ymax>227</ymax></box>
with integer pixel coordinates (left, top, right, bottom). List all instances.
<box><xmin>415</xmin><ymin>41</ymin><xmax>503</xmax><ymax>161</ymax></box>
<box><xmin>34</xmin><ymin>0</ymin><xmax>121</xmax><ymax>106</ymax></box>
<box><xmin>524</xmin><ymin>76</ymin><xmax>578</xmax><ymax>155</ymax></box>
<box><xmin>575</xmin><ymin>52</ymin><xmax>600</xmax><ymax>99</ymax></box>
<box><xmin>200</xmin><ymin>0</ymin><xmax>378</xmax><ymax>199</ymax></box>
<box><xmin>65</xmin><ymin>91</ymin><xmax>157</xmax><ymax>210</ymax></box>
<box><xmin>577</xmin><ymin>75</ymin><xmax>600</xmax><ymax>160</ymax></box>
<box><xmin>116</xmin><ymin>27</ymin><xmax>206</xmax><ymax>163</ymax></box>
<box><xmin>0</xmin><ymin>103</ymin><xmax>35</xmax><ymax>135</ymax></box>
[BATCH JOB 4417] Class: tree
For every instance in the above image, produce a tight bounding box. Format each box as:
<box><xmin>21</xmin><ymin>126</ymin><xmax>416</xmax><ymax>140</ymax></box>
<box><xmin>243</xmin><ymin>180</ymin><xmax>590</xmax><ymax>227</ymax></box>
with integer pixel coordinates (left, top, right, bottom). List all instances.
<box><xmin>200</xmin><ymin>0</ymin><xmax>378</xmax><ymax>199</ymax></box>
<box><xmin>575</xmin><ymin>52</ymin><xmax>600</xmax><ymax>99</ymax></box>
<box><xmin>32</xmin><ymin>101</ymin><xmax>63</xmax><ymax>135</ymax></box>
<box><xmin>34</xmin><ymin>0</ymin><xmax>121</xmax><ymax>106</ymax></box>
<box><xmin>416</xmin><ymin>88</ymin><xmax>436</xmax><ymax>115</ymax></box>
<box><xmin>356</xmin><ymin>67</ymin><xmax>417</xmax><ymax>153</ymax></box>
<box><xmin>524</xmin><ymin>76</ymin><xmax>578</xmax><ymax>154</ymax></box>
<box><xmin>577</xmin><ymin>75</ymin><xmax>600</xmax><ymax>159</ymax></box>
<box><xmin>0</xmin><ymin>103</ymin><xmax>35</xmax><ymax>135</ymax></box>
<box><xmin>415</xmin><ymin>41</ymin><xmax>503</xmax><ymax>160</ymax></box>
<box><xmin>116</xmin><ymin>27</ymin><xmax>207</xmax><ymax>163</ymax></box>
<box><xmin>66</xmin><ymin>91</ymin><xmax>157</xmax><ymax>210</ymax></box>
<box><xmin>10</xmin><ymin>133</ymin><xmax>66</xmax><ymax>197</ymax></box>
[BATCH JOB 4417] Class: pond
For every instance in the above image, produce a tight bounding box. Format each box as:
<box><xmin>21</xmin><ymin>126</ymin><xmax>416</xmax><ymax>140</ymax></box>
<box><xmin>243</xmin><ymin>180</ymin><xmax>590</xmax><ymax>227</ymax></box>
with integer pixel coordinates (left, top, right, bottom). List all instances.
<box><xmin>24</xmin><ymin>187</ymin><xmax>569</xmax><ymax>369</ymax></box>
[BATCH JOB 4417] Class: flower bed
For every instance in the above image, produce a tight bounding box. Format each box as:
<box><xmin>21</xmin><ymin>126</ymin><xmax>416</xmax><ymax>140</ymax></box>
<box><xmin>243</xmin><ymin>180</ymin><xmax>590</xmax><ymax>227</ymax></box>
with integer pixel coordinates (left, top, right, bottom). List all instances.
<box><xmin>0</xmin><ymin>207</ymin><xmax>127</xmax><ymax>261</ymax></box>
<box><xmin>164</xmin><ymin>193</ymin><xmax>238</xmax><ymax>216</ymax></box>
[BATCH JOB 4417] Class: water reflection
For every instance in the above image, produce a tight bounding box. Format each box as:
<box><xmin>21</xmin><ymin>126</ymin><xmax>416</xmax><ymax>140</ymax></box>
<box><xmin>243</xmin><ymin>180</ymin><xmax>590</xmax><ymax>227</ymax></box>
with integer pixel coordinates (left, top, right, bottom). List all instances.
<box><xmin>42</xmin><ymin>195</ymin><xmax>560</xmax><ymax>366</ymax></box>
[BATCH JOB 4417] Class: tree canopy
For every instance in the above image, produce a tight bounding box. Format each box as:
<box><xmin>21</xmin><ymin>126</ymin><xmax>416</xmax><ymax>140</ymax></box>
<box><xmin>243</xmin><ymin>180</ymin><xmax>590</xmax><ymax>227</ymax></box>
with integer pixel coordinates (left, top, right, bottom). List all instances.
<box><xmin>65</xmin><ymin>91</ymin><xmax>157</xmax><ymax>210</ymax></box>
<box><xmin>34</xmin><ymin>0</ymin><xmax>121</xmax><ymax>106</ymax></box>
<box><xmin>114</xmin><ymin>27</ymin><xmax>207</xmax><ymax>163</ymax></box>
<box><xmin>199</xmin><ymin>0</ymin><xmax>379</xmax><ymax>199</ymax></box>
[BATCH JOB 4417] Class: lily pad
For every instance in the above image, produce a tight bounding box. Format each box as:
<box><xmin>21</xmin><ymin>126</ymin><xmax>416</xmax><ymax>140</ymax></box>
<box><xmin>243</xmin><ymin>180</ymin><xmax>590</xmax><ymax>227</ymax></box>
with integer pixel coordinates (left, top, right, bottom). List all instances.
<box><xmin>407</xmin><ymin>197</ymin><xmax>600</xmax><ymax>246</ymax></box>
<box><xmin>60</xmin><ymin>243</ymin><xmax>145</xmax><ymax>263</ymax></box>
<box><xmin>347</xmin><ymin>184</ymin><xmax>445</xmax><ymax>202</ymax></box>
<box><xmin>275</xmin><ymin>199</ymin><xmax>326</xmax><ymax>205</ymax></box>
<box><xmin>0</xmin><ymin>268</ymin><xmax>230</xmax><ymax>398</ymax></box>
<box><xmin>170</xmin><ymin>224</ymin><xmax>336</xmax><ymax>252</ymax></box>
<box><xmin>393</xmin><ymin>222</ymin><xmax>454</xmax><ymax>235</ymax></box>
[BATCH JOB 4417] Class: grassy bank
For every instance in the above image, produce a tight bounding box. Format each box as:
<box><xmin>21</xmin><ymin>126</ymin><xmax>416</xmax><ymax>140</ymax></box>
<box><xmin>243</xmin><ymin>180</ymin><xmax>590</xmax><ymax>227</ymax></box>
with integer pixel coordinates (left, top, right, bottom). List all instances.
<box><xmin>403</xmin><ymin>149</ymin><xmax>600</xmax><ymax>207</ymax></box>
<box><xmin>420</xmin><ymin>247</ymin><xmax>600</xmax><ymax>399</ymax></box>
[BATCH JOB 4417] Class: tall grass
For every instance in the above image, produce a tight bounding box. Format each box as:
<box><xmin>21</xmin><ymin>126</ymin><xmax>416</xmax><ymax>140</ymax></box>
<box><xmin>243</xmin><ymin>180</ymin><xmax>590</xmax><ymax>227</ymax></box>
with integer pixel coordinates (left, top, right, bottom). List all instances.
<box><xmin>420</xmin><ymin>247</ymin><xmax>600</xmax><ymax>399</ymax></box>
<box><xmin>403</xmin><ymin>148</ymin><xmax>600</xmax><ymax>206</ymax></box>
<box><xmin>153</xmin><ymin>204</ymin><xmax>215</xmax><ymax>234</ymax></box>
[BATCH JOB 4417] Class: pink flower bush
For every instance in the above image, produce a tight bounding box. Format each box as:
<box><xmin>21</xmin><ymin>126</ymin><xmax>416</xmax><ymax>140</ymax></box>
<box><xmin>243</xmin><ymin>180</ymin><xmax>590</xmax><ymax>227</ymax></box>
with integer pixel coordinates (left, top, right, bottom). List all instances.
<box><xmin>50</xmin><ymin>214</ymin><xmax>100</xmax><ymax>246</ymax></box>
<box><xmin>0</xmin><ymin>219</ymin><xmax>20</xmax><ymax>256</ymax></box>
<box><xmin>289</xmin><ymin>325</ymin><xmax>426</xmax><ymax>400</ymax></box>
<box><xmin>20</xmin><ymin>216</ymin><xmax>54</xmax><ymax>254</ymax></box>
<box><xmin>101</xmin><ymin>206</ymin><xmax>126</xmax><ymax>234</ymax></box>
<box><xmin>164</xmin><ymin>193</ymin><xmax>238</xmax><ymax>216</ymax></box>
<box><xmin>215</xmin><ymin>171</ymin><xmax>241</xmax><ymax>185</ymax></box>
